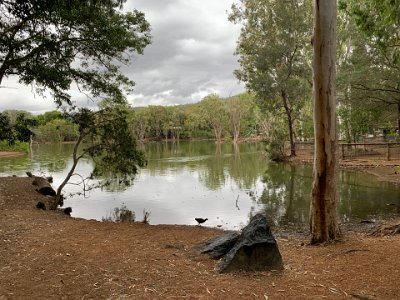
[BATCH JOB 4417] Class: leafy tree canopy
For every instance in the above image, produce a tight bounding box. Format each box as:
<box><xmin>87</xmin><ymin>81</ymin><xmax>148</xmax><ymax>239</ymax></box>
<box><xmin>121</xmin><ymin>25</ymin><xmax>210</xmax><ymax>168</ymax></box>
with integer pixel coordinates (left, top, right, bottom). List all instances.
<box><xmin>0</xmin><ymin>0</ymin><xmax>151</xmax><ymax>105</ymax></box>
<box><xmin>340</xmin><ymin>0</ymin><xmax>400</xmax><ymax>66</ymax></box>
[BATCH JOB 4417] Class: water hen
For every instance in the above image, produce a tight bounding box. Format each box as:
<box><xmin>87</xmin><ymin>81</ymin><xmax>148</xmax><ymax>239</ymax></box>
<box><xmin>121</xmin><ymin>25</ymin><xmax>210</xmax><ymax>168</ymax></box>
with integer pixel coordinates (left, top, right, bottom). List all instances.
<box><xmin>195</xmin><ymin>217</ymin><xmax>208</xmax><ymax>225</ymax></box>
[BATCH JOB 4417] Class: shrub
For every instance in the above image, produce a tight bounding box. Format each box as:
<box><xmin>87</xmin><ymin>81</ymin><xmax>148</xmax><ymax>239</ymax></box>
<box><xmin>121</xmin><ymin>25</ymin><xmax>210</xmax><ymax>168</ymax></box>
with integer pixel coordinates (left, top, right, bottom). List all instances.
<box><xmin>0</xmin><ymin>140</ymin><xmax>29</xmax><ymax>153</ymax></box>
<box><xmin>102</xmin><ymin>204</ymin><xmax>135</xmax><ymax>223</ymax></box>
<box><xmin>264</xmin><ymin>125</ymin><xmax>287</xmax><ymax>162</ymax></box>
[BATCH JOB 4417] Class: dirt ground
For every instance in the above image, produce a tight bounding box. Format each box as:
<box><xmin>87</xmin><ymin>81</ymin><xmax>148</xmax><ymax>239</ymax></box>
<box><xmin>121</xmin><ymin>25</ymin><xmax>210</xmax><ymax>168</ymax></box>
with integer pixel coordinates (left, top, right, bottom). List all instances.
<box><xmin>1</xmin><ymin>152</ymin><xmax>400</xmax><ymax>299</ymax></box>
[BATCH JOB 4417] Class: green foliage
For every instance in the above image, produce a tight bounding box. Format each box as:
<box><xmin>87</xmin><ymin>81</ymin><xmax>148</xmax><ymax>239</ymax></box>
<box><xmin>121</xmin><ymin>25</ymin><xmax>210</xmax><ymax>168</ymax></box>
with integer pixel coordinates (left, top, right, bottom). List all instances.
<box><xmin>341</xmin><ymin>0</ymin><xmax>400</xmax><ymax>65</ymax></box>
<box><xmin>337</xmin><ymin>3</ymin><xmax>399</xmax><ymax>135</ymax></box>
<box><xmin>0</xmin><ymin>0</ymin><xmax>151</xmax><ymax>105</ymax></box>
<box><xmin>229</xmin><ymin>0</ymin><xmax>312</xmax><ymax>96</ymax></box>
<box><xmin>0</xmin><ymin>112</ymin><xmax>13</xmax><ymax>141</ymax></box>
<box><xmin>229</xmin><ymin>0</ymin><xmax>313</xmax><ymax>155</ymax></box>
<box><xmin>52</xmin><ymin>100</ymin><xmax>147</xmax><ymax>208</ymax></box>
<box><xmin>0</xmin><ymin>140</ymin><xmax>29</xmax><ymax>153</ymax></box>
<box><xmin>14</xmin><ymin>113</ymin><xmax>36</xmax><ymax>142</ymax></box>
<box><xmin>68</xmin><ymin>103</ymin><xmax>146</xmax><ymax>182</ymax></box>
<box><xmin>226</xmin><ymin>93</ymin><xmax>255</xmax><ymax>142</ymax></box>
<box><xmin>0</xmin><ymin>111</ymin><xmax>36</xmax><ymax>143</ymax></box>
<box><xmin>262</xmin><ymin>113</ymin><xmax>287</xmax><ymax>162</ymax></box>
<box><xmin>34</xmin><ymin>111</ymin><xmax>64</xmax><ymax>126</ymax></box>
<box><xmin>198</xmin><ymin>94</ymin><xmax>229</xmax><ymax>142</ymax></box>
<box><xmin>102</xmin><ymin>204</ymin><xmax>136</xmax><ymax>223</ymax></box>
<box><xmin>34</xmin><ymin>119</ymin><xmax>79</xmax><ymax>143</ymax></box>
<box><xmin>338</xmin><ymin>105</ymin><xmax>380</xmax><ymax>143</ymax></box>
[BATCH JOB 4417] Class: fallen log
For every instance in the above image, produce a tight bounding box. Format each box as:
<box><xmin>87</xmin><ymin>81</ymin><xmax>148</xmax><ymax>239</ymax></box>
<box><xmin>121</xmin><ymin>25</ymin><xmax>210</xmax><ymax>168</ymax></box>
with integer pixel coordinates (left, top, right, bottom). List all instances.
<box><xmin>369</xmin><ymin>222</ymin><xmax>400</xmax><ymax>236</ymax></box>
<box><xmin>32</xmin><ymin>176</ymin><xmax>56</xmax><ymax>196</ymax></box>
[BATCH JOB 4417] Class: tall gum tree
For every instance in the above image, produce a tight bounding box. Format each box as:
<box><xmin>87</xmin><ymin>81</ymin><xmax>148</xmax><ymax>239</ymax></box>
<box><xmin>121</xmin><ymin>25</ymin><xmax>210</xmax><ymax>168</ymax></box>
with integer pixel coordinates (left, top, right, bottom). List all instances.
<box><xmin>229</xmin><ymin>0</ymin><xmax>313</xmax><ymax>157</ymax></box>
<box><xmin>309</xmin><ymin>0</ymin><xmax>340</xmax><ymax>244</ymax></box>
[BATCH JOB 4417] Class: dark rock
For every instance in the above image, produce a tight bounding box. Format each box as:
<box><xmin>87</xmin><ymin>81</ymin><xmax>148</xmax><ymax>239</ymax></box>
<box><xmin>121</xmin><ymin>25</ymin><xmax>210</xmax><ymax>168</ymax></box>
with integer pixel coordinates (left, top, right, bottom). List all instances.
<box><xmin>64</xmin><ymin>207</ymin><xmax>72</xmax><ymax>216</ymax></box>
<box><xmin>36</xmin><ymin>201</ymin><xmax>46</xmax><ymax>210</ymax></box>
<box><xmin>218</xmin><ymin>213</ymin><xmax>283</xmax><ymax>273</ymax></box>
<box><xmin>200</xmin><ymin>231</ymin><xmax>240</xmax><ymax>259</ymax></box>
<box><xmin>32</xmin><ymin>177</ymin><xmax>56</xmax><ymax>196</ymax></box>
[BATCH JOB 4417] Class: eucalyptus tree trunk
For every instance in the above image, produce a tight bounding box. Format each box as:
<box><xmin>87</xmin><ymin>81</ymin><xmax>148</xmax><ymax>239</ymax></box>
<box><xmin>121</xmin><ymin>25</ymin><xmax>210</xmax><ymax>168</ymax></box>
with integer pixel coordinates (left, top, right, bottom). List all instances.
<box><xmin>309</xmin><ymin>0</ymin><xmax>340</xmax><ymax>244</ymax></box>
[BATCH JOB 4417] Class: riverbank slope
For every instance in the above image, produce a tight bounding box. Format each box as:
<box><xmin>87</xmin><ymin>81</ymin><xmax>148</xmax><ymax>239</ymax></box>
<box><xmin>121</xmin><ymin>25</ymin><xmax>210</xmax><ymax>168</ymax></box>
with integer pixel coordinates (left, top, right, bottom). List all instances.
<box><xmin>1</xmin><ymin>174</ymin><xmax>400</xmax><ymax>299</ymax></box>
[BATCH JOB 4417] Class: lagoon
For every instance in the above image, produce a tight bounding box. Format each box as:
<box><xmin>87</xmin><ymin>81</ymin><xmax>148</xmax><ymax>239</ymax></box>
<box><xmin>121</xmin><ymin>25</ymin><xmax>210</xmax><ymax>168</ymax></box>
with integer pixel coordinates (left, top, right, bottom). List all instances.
<box><xmin>1</xmin><ymin>141</ymin><xmax>399</xmax><ymax>229</ymax></box>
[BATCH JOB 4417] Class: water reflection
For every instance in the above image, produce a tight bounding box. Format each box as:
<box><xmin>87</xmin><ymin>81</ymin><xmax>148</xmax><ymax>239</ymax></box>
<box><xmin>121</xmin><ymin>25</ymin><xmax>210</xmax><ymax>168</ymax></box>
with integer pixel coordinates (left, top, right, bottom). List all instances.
<box><xmin>0</xmin><ymin>143</ymin><xmax>73</xmax><ymax>175</ymax></box>
<box><xmin>0</xmin><ymin>141</ymin><xmax>399</xmax><ymax>229</ymax></box>
<box><xmin>258</xmin><ymin>163</ymin><xmax>400</xmax><ymax>226</ymax></box>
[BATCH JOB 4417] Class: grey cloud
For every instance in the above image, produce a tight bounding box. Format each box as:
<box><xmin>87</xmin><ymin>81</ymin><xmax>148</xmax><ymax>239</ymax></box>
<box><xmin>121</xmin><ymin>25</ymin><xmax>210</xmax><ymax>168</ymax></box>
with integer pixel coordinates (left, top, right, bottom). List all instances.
<box><xmin>125</xmin><ymin>0</ymin><xmax>245</xmax><ymax>106</ymax></box>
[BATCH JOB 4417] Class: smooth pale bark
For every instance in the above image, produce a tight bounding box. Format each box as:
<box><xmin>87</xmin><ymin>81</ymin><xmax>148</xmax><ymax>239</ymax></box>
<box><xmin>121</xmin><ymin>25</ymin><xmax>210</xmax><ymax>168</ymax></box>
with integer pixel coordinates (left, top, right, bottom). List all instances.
<box><xmin>310</xmin><ymin>0</ymin><xmax>340</xmax><ymax>244</ymax></box>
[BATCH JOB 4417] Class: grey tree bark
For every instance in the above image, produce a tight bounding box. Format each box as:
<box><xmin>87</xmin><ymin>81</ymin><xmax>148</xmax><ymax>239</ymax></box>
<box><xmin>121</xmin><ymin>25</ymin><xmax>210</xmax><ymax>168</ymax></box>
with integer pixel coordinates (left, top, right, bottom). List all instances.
<box><xmin>309</xmin><ymin>0</ymin><xmax>340</xmax><ymax>244</ymax></box>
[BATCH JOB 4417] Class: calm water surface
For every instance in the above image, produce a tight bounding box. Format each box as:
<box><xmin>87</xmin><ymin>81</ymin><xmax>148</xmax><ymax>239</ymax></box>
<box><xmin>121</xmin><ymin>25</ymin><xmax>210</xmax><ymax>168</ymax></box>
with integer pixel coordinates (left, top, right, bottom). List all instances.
<box><xmin>1</xmin><ymin>142</ymin><xmax>399</xmax><ymax>229</ymax></box>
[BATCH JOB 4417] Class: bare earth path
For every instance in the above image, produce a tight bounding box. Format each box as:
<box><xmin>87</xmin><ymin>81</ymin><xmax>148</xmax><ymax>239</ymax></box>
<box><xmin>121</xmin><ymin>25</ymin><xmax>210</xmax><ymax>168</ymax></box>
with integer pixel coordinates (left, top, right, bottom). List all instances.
<box><xmin>1</xmin><ymin>153</ymin><xmax>400</xmax><ymax>299</ymax></box>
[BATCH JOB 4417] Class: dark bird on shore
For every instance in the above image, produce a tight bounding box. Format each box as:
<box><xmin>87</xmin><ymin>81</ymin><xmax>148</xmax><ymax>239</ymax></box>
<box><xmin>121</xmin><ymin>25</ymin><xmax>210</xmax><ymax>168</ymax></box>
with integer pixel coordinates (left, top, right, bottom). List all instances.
<box><xmin>64</xmin><ymin>207</ymin><xmax>72</xmax><ymax>216</ymax></box>
<box><xmin>36</xmin><ymin>201</ymin><xmax>46</xmax><ymax>210</ymax></box>
<box><xmin>195</xmin><ymin>218</ymin><xmax>208</xmax><ymax>225</ymax></box>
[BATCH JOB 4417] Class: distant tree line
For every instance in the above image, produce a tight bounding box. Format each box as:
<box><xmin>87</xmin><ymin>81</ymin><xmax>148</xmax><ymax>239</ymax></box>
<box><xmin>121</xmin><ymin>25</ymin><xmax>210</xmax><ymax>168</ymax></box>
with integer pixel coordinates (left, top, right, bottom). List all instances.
<box><xmin>0</xmin><ymin>92</ymin><xmax>317</xmax><ymax>146</ymax></box>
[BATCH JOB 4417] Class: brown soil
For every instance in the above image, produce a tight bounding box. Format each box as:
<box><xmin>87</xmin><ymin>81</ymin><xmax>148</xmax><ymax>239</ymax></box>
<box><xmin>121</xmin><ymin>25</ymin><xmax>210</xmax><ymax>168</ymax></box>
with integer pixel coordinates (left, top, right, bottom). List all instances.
<box><xmin>0</xmin><ymin>151</ymin><xmax>25</xmax><ymax>158</ymax></box>
<box><xmin>1</xmin><ymin>153</ymin><xmax>400</xmax><ymax>299</ymax></box>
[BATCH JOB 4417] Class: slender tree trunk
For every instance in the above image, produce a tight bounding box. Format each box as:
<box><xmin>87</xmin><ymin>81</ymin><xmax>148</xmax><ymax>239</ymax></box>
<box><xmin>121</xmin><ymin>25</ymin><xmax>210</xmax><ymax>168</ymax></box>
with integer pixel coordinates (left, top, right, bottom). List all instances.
<box><xmin>232</xmin><ymin>122</ymin><xmax>240</xmax><ymax>144</ymax></box>
<box><xmin>281</xmin><ymin>90</ymin><xmax>296</xmax><ymax>157</ymax></box>
<box><xmin>309</xmin><ymin>0</ymin><xmax>340</xmax><ymax>244</ymax></box>
<box><xmin>51</xmin><ymin>133</ymin><xmax>85</xmax><ymax>209</ymax></box>
<box><xmin>213</xmin><ymin>125</ymin><xmax>223</xmax><ymax>143</ymax></box>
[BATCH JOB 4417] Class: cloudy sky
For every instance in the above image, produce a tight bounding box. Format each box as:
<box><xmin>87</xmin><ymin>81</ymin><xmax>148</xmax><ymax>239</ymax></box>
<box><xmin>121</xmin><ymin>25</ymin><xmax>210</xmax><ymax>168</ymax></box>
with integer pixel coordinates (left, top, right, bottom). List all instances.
<box><xmin>0</xmin><ymin>0</ymin><xmax>245</xmax><ymax>114</ymax></box>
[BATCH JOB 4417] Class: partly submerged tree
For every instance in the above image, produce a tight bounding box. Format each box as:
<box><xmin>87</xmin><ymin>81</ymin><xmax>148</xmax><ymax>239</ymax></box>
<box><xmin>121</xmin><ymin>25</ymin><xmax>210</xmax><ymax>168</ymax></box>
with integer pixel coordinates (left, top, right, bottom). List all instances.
<box><xmin>309</xmin><ymin>0</ymin><xmax>340</xmax><ymax>244</ymax></box>
<box><xmin>0</xmin><ymin>0</ymin><xmax>151</xmax><ymax>105</ymax></box>
<box><xmin>52</xmin><ymin>102</ymin><xmax>146</xmax><ymax>209</ymax></box>
<box><xmin>199</xmin><ymin>94</ymin><xmax>228</xmax><ymax>143</ymax></box>
<box><xmin>229</xmin><ymin>0</ymin><xmax>313</xmax><ymax>156</ymax></box>
<box><xmin>226</xmin><ymin>93</ymin><xmax>254</xmax><ymax>143</ymax></box>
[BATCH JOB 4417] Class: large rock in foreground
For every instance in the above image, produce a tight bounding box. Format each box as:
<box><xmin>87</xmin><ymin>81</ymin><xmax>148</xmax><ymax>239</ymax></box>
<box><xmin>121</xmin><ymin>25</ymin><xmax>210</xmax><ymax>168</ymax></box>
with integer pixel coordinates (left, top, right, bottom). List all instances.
<box><xmin>218</xmin><ymin>214</ymin><xmax>283</xmax><ymax>273</ymax></box>
<box><xmin>200</xmin><ymin>231</ymin><xmax>240</xmax><ymax>259</ymax></box>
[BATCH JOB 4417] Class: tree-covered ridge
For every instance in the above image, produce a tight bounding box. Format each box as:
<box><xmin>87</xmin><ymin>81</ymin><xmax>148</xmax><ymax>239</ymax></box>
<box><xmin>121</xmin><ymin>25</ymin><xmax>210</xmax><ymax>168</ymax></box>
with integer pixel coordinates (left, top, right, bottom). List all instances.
<box><xmin>0</xmin><ymin>91</ymin><xmax>317</xmax><ymax>146</ymax></box>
